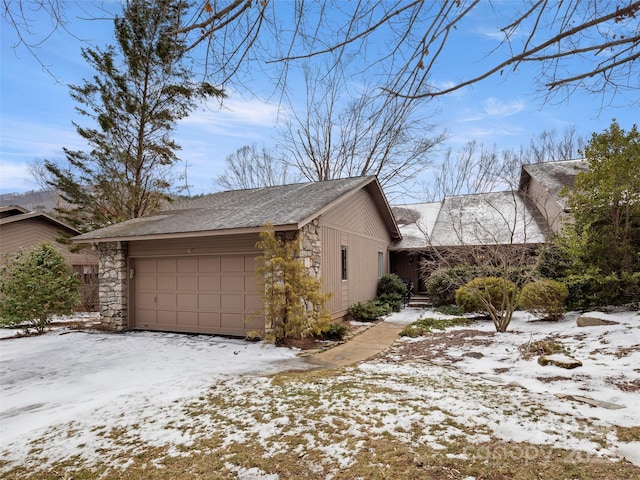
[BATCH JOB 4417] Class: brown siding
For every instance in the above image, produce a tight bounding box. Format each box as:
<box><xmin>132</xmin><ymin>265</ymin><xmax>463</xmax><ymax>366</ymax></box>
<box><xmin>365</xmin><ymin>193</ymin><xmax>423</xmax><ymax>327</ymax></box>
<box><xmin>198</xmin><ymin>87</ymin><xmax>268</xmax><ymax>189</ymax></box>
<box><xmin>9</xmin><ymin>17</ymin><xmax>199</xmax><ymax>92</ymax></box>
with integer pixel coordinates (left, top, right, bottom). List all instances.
<box><xmin>525</xmin><ymin>177</ymin><xmax>565</xmax><ymax>233</ymax></box>
<box><xmin>320</xmin><ymin>190</ymin><xmax>392</xmax><ymax>318</ymax></box>
<box><xmin>0</xmin><ymin>219</ymin><xmax>97</xmax><ymax>266</ymax></box>
<box><xmin>128</xmin><ymin>233</ymin><xmax>261</xmax><ymax>257</ymax></box>
<box><xmin>127</xmin><ymin>234</ymin><xmax>263</xmax><ymax>336</ymax></box>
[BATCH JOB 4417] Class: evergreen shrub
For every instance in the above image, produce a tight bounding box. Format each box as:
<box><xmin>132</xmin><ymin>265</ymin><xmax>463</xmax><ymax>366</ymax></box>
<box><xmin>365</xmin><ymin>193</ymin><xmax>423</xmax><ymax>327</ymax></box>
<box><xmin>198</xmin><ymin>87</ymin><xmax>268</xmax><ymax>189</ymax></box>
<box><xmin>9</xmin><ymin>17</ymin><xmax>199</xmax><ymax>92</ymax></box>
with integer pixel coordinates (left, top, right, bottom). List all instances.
<box><xmin>520</xmin><ymin>279</ymin><xmax>569</xmax><ymax>321</ymax></box>
<box><xmin>455</xmin><ymin>276</ymin><xmax>517</xmax><ymax>314</ymax></box>
<box><xmin>0</xmin><ymin>244</ymin><xmax>80</xmax><ymax>334</ymax></box>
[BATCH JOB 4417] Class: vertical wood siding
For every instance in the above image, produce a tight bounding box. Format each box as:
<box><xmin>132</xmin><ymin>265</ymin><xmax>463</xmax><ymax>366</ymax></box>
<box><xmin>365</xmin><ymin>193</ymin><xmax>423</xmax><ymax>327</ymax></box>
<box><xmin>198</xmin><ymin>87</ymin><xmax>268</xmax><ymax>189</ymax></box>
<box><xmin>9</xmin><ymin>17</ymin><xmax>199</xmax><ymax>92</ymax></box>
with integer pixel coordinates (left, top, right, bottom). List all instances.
<box><xmin>320</xmin><ymin>190</ymin><xmax>392</xmax><ymax>318</ymax></box>
<box><xmin>128</xmin><ymin>234</ymin><xmax>261</xmax><ymax>257</ymax></box>
<box><xmin>0</xmin><ymin>219</ymin><xmax>97</xmax><ymax>266</ymax></box>
<box><xmin>525</xmin><ymin>177</ymin><xmax>564</xmax><ymax>233</ymax></box>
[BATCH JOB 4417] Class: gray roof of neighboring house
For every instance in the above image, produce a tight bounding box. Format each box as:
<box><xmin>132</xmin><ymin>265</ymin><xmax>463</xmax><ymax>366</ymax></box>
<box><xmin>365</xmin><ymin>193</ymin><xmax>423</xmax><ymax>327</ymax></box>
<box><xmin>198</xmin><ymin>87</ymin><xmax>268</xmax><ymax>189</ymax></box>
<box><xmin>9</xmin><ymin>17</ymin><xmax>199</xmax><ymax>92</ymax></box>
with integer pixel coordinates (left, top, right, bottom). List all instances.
<box><xmin>391</xmin><ymin>191</ymin><xmax>548</xmax><ymax>250</ymax></box>
<box><xmin>521</xmin><ymin>159</ymin><xmax>588</xmax><ymax>209</ymax></box>
<box><xmin>0</xmin><ymin>204</ymin><xmax>80</xmax><ymax>234</ymax></box>
<box><xmin>75</xmin><ymin>176</ymin><xmax>400</xmax><ymax>242</ymax></box>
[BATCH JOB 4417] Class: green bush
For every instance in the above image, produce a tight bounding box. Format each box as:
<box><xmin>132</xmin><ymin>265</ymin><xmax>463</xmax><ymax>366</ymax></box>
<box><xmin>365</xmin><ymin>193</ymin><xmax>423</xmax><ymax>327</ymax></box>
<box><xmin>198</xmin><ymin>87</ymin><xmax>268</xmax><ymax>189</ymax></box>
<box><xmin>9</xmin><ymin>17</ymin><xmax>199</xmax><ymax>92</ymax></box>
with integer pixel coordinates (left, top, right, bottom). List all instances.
<box><xmin>455</xmin><ymin>276</ymin><xmax>517</xmax><ymax>314</ymax></box>
<box><xmin>347</xmin><ymin>300</ymin><xmax>392</xmax><ymax>321</ymax></box>
<box><xmin>318</xmin><ymin>322</ymin><xmax>348</xmax><ymax>340</ymax></box>
<box><xmin>520</xmin><ymin>279</ymin><xmax>569</xmax><ymax>321</ymax></box>
<box><xmin>424</xmin><ymin>266</ymin><xmax>479</xmax><ymax>306</ymax></box>
<box><xmin>424</xmin><ymin>265</ymin><xmax>531</xmax><ymax>307</ymax></box>
<box><xmin>376</xmin><ymin>274</ymin><xmax>406</xmax><ymax>313</ymax></box>
<box><xmin>0</xmin><ymin>243</ymin><xmax>80</xmax><ymax>334</ymax></box>
<box><xmin>377</xmin><ymin>293</ymin><xmax>403</xmax><ymax>312</ymax></box>
<box><xmin>563</xmin><ymin>271</ymin><xmax>640</xmax><ymax>310</ymax></box>
<box><xmin>434</xmin><ymin>304</ymin><xmax>465</xmax><ymax>316</ymax></box>
<box><xmin>377</xmin><ymin>273</ymin><xmax>407</xmax><ymax>297</ymax></box>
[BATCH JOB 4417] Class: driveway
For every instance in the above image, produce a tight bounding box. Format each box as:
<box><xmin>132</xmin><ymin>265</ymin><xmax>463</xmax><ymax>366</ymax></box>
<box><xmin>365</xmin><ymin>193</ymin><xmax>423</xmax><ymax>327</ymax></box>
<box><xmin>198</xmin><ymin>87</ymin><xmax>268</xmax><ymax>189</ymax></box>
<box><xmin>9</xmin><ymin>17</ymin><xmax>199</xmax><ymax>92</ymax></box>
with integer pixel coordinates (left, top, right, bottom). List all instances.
<box><xmin>0</xmin><ymin>328</ymin><xmax>309</xmax><ymax>466</ymax></box>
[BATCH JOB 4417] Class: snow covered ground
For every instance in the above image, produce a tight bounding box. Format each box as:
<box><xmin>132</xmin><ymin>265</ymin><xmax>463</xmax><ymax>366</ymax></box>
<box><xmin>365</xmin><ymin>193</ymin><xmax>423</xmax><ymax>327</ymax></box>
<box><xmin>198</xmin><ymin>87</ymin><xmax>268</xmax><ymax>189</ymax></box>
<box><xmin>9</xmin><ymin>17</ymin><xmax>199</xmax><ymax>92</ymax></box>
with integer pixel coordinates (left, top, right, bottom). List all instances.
<box><xmin>381</xmin><ymin>308</ymin><xmax>640</xmax><ymax>465</ymax></box>
<box><xmin>0</xmin><ymin>322</ymin><xmax>310</xmax><ymax>471</ymax></box>
<box><xmin>0</xmin><ymin>307</ymin><xmax>638</xmax><ymax>476</ymax></box>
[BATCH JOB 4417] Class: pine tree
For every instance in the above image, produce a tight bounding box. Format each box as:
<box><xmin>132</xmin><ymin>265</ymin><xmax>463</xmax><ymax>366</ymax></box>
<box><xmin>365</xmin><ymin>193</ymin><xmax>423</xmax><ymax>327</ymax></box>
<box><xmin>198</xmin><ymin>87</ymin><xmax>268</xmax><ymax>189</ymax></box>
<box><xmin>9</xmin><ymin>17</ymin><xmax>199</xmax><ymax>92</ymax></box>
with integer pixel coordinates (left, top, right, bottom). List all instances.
<box><xmin>44</xmin><ymin>0</ymin><xmax>224</xmax><ymax>230</ymax></box>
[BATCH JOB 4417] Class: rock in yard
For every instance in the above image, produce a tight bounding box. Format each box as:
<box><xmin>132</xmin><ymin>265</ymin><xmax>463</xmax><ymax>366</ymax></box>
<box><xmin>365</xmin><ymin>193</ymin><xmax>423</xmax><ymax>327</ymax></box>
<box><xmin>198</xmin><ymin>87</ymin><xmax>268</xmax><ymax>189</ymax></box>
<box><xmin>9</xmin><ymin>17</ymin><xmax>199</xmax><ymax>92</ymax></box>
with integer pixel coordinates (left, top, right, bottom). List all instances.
<box><xmin>556</xmin><ymin>394</ymin><xmax>626</xmax><ymax>410</ymax></box>
<box><xmin>538</xmin><ymin>353</ymin><xmax>582</xmax><ymax>369</ymax></box>
<box><xmin>576</xmin><ymin>316</ymin><xmax>620</xmax><ymax>327</ymax></box>
<box><xmin>463</xmin><ymin>351</ymin><xmax>484</xmax><ymax>359</ymax></box>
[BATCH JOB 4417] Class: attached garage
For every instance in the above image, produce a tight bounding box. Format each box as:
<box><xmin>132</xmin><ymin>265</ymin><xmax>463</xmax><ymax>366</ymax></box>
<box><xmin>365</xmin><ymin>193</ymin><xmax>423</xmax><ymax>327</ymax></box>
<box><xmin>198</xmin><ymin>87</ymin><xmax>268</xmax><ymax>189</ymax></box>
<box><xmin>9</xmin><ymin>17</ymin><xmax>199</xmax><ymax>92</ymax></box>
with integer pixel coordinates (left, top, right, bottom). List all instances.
<box><xmin>73</xmin><ymin>176</ymin><xmax>401</xmax><ymax>336</ymax></box>
<box><xmin>132</xmin><ymin>254</ymin><xmax>263</xmax><ymax>336</ymax></box>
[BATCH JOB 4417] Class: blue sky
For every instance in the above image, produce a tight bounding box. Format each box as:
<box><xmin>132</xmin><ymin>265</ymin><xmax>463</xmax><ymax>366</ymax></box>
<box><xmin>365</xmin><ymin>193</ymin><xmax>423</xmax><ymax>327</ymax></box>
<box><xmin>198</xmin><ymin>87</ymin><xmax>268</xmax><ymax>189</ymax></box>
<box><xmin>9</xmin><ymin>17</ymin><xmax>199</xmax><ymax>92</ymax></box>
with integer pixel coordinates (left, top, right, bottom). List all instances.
<box><xmin>0</xmin><ymin>2</ymin><xmax>636</xmax><ymax>197</ymax></box>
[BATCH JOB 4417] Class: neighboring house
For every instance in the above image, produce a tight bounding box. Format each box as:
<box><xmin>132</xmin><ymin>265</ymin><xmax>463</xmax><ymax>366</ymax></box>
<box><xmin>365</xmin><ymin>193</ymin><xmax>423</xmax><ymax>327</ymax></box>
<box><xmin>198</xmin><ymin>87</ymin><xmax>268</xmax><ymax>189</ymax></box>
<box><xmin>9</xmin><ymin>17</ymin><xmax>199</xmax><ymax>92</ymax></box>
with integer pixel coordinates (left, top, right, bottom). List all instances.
<box><xmin>389</xmin><ymin>159</ymin><xmax>587</xmax><ymax>292</ymax></box>
<box><xmin>73</xmin><ymin>176</ymin><xmax>400</xmax><ymax>336</ymax></box>
<box><xmin>0</xmin><ymin>205</ymin><xmax>99</xmax><ymax>308</ymax></box>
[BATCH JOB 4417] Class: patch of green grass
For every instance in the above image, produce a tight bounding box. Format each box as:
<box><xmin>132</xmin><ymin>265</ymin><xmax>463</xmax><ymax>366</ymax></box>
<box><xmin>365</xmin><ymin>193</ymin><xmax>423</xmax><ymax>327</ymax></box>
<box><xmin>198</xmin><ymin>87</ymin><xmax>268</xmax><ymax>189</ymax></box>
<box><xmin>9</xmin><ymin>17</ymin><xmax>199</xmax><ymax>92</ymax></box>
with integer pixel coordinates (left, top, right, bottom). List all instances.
<box><xmin>399</xmin><ymin>317</ymin><xmax>474</xmax><ymax>337</ymax></box>
<box><xmin>434</xmin><ymin>304</ymin><xmax>465</xmax><ymax>316</ymax></box>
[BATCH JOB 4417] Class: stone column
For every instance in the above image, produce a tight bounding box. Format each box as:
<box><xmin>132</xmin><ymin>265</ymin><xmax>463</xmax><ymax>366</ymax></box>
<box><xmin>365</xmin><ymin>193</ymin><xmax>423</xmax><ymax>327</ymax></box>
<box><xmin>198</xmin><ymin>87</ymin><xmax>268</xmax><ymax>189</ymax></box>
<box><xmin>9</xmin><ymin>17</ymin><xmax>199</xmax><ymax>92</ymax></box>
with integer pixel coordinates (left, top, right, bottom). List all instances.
<box><xmin>299</xmin><ymin>218</ymin><xmax>322</xmax><ymax>280</ymax></box>
<box><xmin>97</xmin><ymin>241</ymin><xmax>128</xmax><ymax>331</ymax></box>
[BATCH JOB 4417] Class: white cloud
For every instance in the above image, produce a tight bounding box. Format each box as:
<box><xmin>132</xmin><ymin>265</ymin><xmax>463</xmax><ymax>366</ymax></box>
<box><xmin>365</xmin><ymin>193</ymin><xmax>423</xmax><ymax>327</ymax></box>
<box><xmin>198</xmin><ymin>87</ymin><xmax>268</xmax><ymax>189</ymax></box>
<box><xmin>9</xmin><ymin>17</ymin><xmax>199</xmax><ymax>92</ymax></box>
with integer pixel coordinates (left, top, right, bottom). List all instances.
<box><xmin>0</xmin><ymin>162</ymin><xmax>39</xmax><ymax>193</ymax></box>
<box><xmin>483</xmin><ymin>97</ymin><xmax>525</xmax><ymax>117</ymax></box>
<box><xmin>0</xmin><ymin>120</ymin><xmax>84</xmax><ymax>160</ymax></box>
<box><xmin>476</xmin><ymin>26</ymin><xmax>507</xmax><ymax>42</ymax></box>
<box><xmin>180</xmin><ymin>95</ymin><xmax>286</xmax><ymax>136</ymax></box>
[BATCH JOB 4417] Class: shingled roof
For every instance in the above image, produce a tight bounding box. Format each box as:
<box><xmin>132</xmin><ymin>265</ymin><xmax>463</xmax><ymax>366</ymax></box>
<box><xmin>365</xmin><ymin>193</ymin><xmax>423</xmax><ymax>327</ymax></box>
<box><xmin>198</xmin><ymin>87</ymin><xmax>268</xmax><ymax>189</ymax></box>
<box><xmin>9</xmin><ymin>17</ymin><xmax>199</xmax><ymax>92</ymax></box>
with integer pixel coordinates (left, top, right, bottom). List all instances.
<box><xmin>74</xmin><ymin>176</ymin><xmax>400</xmax><ymax>242</ymax></box>
<box><xmin>390</xmin><ymin>190</ymin><xmax>548</xmax><ymax>250</ymax></box>
<box><xmin>0</xmin><ymin>204</ymin><xmax>80</xmax><ymax>235</ymax></box>
<box><xmin>520</xmin><ymin>159</ymin><xmax>588</xmax><ymax>209</ymax></box>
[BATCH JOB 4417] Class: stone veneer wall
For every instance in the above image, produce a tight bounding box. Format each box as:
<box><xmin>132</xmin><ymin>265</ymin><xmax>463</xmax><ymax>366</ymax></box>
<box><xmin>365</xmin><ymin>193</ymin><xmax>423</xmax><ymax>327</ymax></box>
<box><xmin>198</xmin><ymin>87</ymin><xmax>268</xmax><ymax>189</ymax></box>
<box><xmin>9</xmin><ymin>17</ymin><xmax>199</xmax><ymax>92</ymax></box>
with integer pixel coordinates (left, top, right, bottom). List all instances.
<box><xmin>97</xmin><ymin>241</ymin><xmax>128</xmax><ymax>331</ymax></box>
<box><xmin>298</xmin><ymin>219</ymin><xmax>322</xmax><ymax>280</ymax></box>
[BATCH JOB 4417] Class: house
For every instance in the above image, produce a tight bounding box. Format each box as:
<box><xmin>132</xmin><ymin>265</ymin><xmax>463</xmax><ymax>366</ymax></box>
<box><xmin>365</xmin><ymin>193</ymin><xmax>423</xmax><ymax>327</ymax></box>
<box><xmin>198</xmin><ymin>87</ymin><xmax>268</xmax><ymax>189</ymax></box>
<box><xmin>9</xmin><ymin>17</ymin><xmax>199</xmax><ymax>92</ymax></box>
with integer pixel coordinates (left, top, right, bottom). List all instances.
<box><xmin>0</xmin><ymin>205</ymin><xmax>99</xmax><ymax>308</ymax></box>
<box><xmin>389</xmin><ymin>159</ymin><xmax>587</xmax><ymax>292</ymax></box>
<box><xmin>73</xmin><ymin>176</ymin><xmax>401</xmax><ymax>336</ymax></box>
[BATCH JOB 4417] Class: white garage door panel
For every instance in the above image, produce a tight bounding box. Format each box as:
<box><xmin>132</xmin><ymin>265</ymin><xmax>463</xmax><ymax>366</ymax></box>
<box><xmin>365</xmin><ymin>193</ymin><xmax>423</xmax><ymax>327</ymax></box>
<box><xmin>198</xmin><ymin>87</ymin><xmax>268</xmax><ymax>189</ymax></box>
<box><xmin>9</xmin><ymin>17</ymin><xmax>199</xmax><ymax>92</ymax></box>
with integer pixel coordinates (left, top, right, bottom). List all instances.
<box><xmin>133</xmin><ymin>255</ymin><xmax>261</xmax><ymax>336</ymax></box>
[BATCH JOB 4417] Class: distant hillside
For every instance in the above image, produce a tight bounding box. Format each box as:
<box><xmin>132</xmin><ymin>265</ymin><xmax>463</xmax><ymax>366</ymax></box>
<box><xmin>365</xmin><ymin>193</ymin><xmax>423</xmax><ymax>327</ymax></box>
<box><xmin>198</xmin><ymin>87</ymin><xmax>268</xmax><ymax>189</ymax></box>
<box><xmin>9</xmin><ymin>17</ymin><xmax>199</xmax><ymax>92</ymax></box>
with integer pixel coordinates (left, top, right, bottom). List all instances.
<box><xmin>0</xmin><ymin>189</ymin><xmax>206</xmax><ymax>215</ymax></box>
<box><xmin>0</xmin><ymin>190</ymin><xmax>60</xmax><ymax>212</ymax></box>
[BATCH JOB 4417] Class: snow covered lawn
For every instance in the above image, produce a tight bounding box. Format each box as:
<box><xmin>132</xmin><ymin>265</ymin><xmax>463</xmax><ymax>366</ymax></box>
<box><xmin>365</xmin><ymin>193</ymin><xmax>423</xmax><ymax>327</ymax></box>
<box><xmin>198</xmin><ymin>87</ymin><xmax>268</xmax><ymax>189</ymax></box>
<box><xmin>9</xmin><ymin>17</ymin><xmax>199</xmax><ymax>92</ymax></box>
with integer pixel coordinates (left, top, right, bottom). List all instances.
<box><xmin>0</xmin><ymin>308</ymin><xmax>639</xmax><ymax>479</ymax></box>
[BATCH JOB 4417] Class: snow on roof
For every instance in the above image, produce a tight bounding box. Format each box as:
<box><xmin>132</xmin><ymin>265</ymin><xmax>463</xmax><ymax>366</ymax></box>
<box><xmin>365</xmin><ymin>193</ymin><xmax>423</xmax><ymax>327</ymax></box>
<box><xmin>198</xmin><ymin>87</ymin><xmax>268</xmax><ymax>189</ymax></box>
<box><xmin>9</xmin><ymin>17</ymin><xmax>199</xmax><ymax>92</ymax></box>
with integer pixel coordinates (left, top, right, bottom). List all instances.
<box><xmin>432</xmin><ymin>191</ymin><xmax>547</xmax><ymax>246</ymax></box>
<box><xmin>391</xmin><ymin>191</ymin><xmax>548</xmax><ymax>249</ymax></box>
<box><xmin>391</xmin><ymin>202</ymin><xmax>442</xmax><ymax>249</ymax></box>
<box><xmin>522</xmin><ymin>159</ymin><xmax>588</xmax><ymax>209</ymax></box>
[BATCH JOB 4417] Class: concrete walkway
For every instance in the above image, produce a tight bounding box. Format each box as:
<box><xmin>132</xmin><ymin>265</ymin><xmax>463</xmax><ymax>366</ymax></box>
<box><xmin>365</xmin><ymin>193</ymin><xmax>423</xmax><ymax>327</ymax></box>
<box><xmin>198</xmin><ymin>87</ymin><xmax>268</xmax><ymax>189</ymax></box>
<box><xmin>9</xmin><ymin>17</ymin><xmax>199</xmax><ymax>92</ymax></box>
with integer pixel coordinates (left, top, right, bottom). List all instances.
<box><xmin>308</xmin><ymin>320</ymin><xmax>406</xmax><ymax>368</ymax></box>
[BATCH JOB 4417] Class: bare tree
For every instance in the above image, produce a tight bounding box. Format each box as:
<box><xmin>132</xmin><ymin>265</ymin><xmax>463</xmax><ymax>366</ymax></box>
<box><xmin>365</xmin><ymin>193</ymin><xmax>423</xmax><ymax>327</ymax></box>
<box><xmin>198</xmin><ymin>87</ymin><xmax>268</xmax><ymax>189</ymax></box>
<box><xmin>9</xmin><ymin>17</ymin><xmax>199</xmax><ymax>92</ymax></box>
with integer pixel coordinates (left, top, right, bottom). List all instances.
<box><xmin>417</xmin><ymin>181</ymin><xmax>553</xmax><ymax>332</ymax></box>
<box><xmin>423</xmin><ymin>127</ymin><xmax>585</xmax><ymax>201</ymax></box>
<box><xmin>277</xmin><ymin>61</ymin><xmax>444</xmax><ymax>199</ymax></box>
<box><xmin>525</xmin><ymin>126</ymin><xmax>586</xmax><ymax>164</ymax></box>
<box><xmin>214</xmin><ymin>143</ymin><xmax>299</xmax><ymax>190</ymax></box>
<box><xmin>183</xmin><ymin>1</ymin><xmax>640</xmax><ymax>105</ymax></box>
<box><xmin>7</xmin><ymin>2</ymin><xmax>638</xmax><ymax>105</ymax></box>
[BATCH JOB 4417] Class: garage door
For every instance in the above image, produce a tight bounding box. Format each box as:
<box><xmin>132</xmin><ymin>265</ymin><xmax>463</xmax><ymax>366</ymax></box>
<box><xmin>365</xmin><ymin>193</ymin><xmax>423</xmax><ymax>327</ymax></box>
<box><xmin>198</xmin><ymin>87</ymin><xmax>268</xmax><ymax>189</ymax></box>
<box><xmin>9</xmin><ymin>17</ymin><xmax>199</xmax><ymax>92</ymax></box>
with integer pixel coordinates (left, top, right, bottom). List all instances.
<box><xmin>133</xmin><ymin>255</ymin><xmax>264</xmax><ymax>336</ymax></box>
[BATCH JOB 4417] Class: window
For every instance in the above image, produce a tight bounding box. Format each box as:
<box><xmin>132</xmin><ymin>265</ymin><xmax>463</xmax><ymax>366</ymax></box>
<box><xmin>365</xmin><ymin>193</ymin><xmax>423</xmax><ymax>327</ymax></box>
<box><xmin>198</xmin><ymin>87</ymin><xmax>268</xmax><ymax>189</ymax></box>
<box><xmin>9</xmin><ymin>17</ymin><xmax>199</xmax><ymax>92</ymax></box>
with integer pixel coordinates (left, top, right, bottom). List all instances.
<box><xmin>378</xmin><ymin>252</ymin><xmax>384</xmax><ymax>278</ymax></box>
<box><xmin>341</xmin><ymin>245</ymin><xmax>348</xmax><ymax>280</ymax></box>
